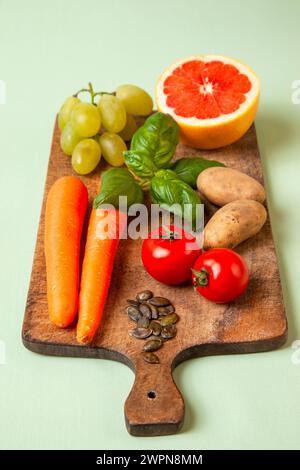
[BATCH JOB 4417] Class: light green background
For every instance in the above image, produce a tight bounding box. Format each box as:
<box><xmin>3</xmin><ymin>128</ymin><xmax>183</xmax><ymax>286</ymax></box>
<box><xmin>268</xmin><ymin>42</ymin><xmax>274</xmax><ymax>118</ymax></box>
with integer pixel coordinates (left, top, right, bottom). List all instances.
<box><xmin>0</xmin><ymin>0</ymin><xmax>300</xmax><ymax>450</ymax></box>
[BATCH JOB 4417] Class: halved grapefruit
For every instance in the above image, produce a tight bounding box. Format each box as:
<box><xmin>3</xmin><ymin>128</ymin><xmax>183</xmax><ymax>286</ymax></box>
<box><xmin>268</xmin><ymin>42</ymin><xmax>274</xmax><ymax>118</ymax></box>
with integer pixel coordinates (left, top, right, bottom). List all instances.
<box><xmin>156</xmin><ymin>55</ymin><xmax>260</xmax><ymax>149</ymax></box>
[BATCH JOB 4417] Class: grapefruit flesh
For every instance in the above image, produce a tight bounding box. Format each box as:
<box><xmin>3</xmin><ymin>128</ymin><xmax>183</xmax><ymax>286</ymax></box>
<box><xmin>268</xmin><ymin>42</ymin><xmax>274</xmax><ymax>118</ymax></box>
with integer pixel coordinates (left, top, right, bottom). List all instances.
<box><xmin>156</xmin><ymin>55</ymin><xmax>260</xmax><ymax>149</ymax></box>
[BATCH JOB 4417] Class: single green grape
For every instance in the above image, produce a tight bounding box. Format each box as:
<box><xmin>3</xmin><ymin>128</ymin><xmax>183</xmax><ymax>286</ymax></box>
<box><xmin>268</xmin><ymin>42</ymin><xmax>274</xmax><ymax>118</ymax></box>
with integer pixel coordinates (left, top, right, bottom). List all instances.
<box><xmin>71</xmin><ymin>102</ymin><xmax>101</xmax><ymax>137</ymax></box>
<box><xmin>97</xmin><ymin>94</ymin><xmax>127</xmax><ymax>133</ymax></box>
<box><xmin>58</xmin><ymin>96</ymin><xmax>80</xmax><ymax>131</ymax></box>
<box><xmin>60</xmin><ymin>122</ymin><xmax>83</xmax><ymax>156</ymax></box>
<box><xmin>118</xmin><ymin>114</ymin><xmax>137</xmax><ymax>141</ymax></box>
<box><xmin>116</xmin><ymin>84</ymin><xmax>153</xmax><ymax>116</ymax></box>
<box><xmin>99</xmin><ymin>132</ymin><xmax>127</xmax><ymax>167</ymax></box>
<box><xmin>72</xmin><ymin>139</ymin><xmax>101</xmax><ymax>174</ymax></box>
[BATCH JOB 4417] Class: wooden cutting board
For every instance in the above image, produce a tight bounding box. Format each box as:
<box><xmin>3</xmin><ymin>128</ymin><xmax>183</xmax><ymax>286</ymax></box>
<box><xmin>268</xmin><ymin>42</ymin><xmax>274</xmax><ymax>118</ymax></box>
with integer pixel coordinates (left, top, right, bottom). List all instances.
<box><xmin>22</xmin><ymin>119</ymin><xmax>287</xmax><ymax>437</ymax></box>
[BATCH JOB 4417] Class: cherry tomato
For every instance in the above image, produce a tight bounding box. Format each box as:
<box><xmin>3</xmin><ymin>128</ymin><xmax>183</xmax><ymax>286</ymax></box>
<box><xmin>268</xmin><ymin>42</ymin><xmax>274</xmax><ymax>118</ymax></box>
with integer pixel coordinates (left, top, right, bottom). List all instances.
<box><xmin>192</xmin><ymin>248</ymin><xmax>249</xmax><ymax>303</ymax></box>
<box><xmin>141</xmin><ymin>225</ymin><xmax>201</xmax><ymax>285</ymax></box>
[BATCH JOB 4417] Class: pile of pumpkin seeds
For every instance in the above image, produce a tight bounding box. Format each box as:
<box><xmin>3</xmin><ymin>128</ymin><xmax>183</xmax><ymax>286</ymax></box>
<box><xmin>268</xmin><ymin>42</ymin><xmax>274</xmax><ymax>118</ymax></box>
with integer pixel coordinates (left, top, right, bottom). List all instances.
<box><xmin>126</xmin><ymin>290</ymin><xmax>179</xmax><ymax>364</ymax></box>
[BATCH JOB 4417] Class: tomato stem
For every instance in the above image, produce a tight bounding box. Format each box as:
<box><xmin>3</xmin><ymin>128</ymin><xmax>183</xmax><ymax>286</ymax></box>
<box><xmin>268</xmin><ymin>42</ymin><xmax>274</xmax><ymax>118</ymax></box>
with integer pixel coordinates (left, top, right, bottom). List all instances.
<box><xmin>161</xmin><ymin>225</ymin><xmax>178</xmax><ymax>240</ymax></box>
<box><xmin>191</xmin><ymin>267</ymin><xmax>209</xmax><ymax>287</ymax></box>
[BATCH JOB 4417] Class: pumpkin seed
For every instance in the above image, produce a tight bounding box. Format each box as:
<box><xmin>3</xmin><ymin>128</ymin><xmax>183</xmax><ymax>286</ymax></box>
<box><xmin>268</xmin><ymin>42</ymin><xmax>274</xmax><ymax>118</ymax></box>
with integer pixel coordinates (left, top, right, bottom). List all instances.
<box><xmin>127</xmin><ymin>299</ymin><xmax>140</xmax><ymax>307</ymax></box>
<box><xmin>148</xmin><ymin>303</ymin><xmax>159</xmax><ymax>319</ymax></box>
<box><xmin>158</xmin><ymin>304</ymin><xmax>175</xmax><ymax>315</ymax></box>
<box><xmin>136</xmin><ymin>290</ymin><xmax>153</xmax><ymax>302</ymax></box>
<box><xmin>126</xmin><ymin>306</ymin><xmax>141</xmax><ymax>322</ymax></box>
<box><xmin>143</xmin><ymin>338</ymin><xmax>163</xmax><ymax>352</ymax></box>
<box><xmin>137</xmin><ymin>316</ymin><xmax>150</xmax><ymax>329</ymax></box>
<box><xmin>147</xmin><ymin>334</ymin><xmax>163</xmax><ymax>341</ymax></box>
<box><xmin>149</xmin><ymin>320</ymin><xmax>162</xmax><ymax>336</ymax></box>
<box><xmin>148</xmin><ymin>296</ymin><xmax>171</xmax><ymax>307</ymax></box>
<box><xmin>139</xmin><ymin>303</ymin><xmax>152</xmax><ymax>318</ymax></box>
<box><xmin>161</xmin><ymin>324</ymin><xmax>177</xmax><ymax>339</ymax></box>
<box><xmin>141</xmin><ymin>352</ymin><xmax>160</xmax><ymax>364</ymax></box>
<box><xmin>128</xmin><ymin>290</ymin><xmax>179</xmax><ymax>362</ymax></box>
<box><xmin>129</xmin><ymin>327</ymin><xmax>152</xmax><ymax>339</ymax></box>
<box><xmin>160</xmin><ymin>313</ymin><xmax>178</xmax><ymax>326</ymax></box>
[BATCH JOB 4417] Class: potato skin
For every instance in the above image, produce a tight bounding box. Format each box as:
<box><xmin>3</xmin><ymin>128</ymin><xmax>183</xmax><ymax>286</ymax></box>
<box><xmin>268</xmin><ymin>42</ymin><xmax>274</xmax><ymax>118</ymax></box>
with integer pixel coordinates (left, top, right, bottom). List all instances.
<box><xmin>197</xmin><ymin>167</ymin><xmax>266</xmax><ymax>206</ymax></box>
<box><xmin>204</xmin><ymin>199</ymin><xmax>267</xmax><ymax>250</ymax></box>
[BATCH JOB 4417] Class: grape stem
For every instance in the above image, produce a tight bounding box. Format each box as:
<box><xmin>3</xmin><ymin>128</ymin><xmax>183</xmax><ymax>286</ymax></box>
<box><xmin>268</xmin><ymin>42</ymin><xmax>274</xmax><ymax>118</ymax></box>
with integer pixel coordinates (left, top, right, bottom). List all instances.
<box><xmin>88</xmin><ymin>82</ymin><xmax>96</xmax><ymax>104</ymax></box>
<box><xmin>93</xmin><ymin>91</ymin><xmax>115</xmax><ymax>98</ymax></box>
<box><xmin>74</xmin><ymin>83</ymin><xmax>115</xmax><ymax>105</ymax></box>
<box><xmin>73</xmin><ymin>88</ymin><xmax>89</xmax><ymax>97</ymax></box>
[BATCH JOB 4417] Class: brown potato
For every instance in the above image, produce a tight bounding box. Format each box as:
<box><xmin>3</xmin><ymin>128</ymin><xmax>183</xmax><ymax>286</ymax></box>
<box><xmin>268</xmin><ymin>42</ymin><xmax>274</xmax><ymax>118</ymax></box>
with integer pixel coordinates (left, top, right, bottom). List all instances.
<box><xmin>197</xmin><ymin>167</ymin><xmax>266</xmax><ymax>206</ymax></box>
<box><xmin>204</xmin><ymin>199</ymin><xmax>267</xmax><ymax>250</ymax></box>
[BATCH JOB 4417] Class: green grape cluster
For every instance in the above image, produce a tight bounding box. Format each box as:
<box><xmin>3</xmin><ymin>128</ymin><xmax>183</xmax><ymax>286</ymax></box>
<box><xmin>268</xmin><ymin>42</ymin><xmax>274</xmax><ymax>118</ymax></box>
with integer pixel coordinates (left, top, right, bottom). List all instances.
<box><xmin>58</xmin><ymin>83</ymin><xmax>153</xmax><ymax>175</ymax></box>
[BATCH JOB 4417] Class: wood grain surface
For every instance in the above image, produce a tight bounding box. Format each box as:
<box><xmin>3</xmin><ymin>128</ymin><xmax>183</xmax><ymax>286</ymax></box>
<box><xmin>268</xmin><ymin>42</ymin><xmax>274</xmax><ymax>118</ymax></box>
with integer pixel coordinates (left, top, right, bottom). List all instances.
<box><xmin>22</xmin><ymin>119</ymin><xmax>287</xmax><ymax>437</ymax></box>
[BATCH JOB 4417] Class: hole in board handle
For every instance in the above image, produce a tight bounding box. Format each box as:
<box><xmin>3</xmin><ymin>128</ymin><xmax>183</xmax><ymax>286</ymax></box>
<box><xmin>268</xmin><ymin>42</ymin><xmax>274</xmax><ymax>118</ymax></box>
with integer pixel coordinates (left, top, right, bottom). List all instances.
<box><xmin>147</xmin><ymin>390</ymin><xmax>156</xmax><ymax>399</ymax></box>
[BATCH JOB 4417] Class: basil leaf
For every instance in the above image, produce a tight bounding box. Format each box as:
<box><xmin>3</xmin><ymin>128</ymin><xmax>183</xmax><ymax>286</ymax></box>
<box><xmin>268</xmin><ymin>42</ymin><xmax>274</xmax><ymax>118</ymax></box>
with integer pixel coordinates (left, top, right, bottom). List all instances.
<box><xmin>93</xmin><ymin>168</ymin><xmax>144</xmax><ymax>209</ymax></box>
<box><xmin>152</xmin><ymin>169</ymin><xmax>179</xmax><ymax>181</ymax></box>
<box><xmin>150</xmin><ymin>169</ymin><xmax>202</xmax><ymax>229</ymax></box>
<box><xmin>173</xmin><ymin>157</ymin><xmax>225</xmax><ymax>188</ymax></box>
<box><xmin>125</xmin><ymin>112</ymin><xmax>179</xmax><ymax>178</ymax></box>
<box><xmin>123</xmin><ymin>150</ymin><xmax>157</xmax><ymax>179</ymax></box>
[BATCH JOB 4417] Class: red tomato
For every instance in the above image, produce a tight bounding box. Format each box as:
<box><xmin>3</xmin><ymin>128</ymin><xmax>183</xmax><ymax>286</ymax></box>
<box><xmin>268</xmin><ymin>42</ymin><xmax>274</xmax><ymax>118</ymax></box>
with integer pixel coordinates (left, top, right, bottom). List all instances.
<box><xmin>192</xmin><ymin>249</ymin><xmax>249</xmax><ymax>303</ymax></box>
<box><xmin>141</xmin><ymin>225</ymin><xmax>201</xmax><ymax>285</ymax></box>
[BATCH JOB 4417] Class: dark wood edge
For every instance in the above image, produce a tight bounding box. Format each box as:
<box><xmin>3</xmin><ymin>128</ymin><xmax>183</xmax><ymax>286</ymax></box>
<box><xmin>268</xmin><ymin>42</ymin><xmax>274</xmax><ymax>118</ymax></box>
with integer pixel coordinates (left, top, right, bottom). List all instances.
<box><xmin>124</xmin><ymin>416</ymin><xmax>184</xmax><ymax>437</ymax></box>
<box><xmin>171</xmin><ymin>328</ymin><xmax>288</xmax><ymax>370</ymax></box>
<box><xmin>22</xmin><ymin>335</ymin><xmax>135</xmax><ymax>371</ymax></box>
<box><xmin>22</xmin><ymin>324</ymin><xmax>288</xmax><ymax>373</ymax></box>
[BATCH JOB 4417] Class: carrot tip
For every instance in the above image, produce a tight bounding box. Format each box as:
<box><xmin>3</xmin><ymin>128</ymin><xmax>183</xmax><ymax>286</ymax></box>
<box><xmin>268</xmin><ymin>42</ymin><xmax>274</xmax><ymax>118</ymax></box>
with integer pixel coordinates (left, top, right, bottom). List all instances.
<box><xmin>76</xmin><ymin>334</ymin><xmax>93</xmax><ymax>345</ymax></box>
<box><xmin>50</xmin><ymin>318</ymin><xmax>73</xmax><ymax>329</ymax></box>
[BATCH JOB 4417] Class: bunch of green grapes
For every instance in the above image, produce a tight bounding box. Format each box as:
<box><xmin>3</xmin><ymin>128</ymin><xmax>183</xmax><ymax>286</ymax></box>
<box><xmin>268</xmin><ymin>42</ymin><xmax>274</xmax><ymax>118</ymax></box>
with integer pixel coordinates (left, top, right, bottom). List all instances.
<box><xmin>58</xmin><ymin>83</ymin><xmax>153</xmax><ymax>175</ymax></box>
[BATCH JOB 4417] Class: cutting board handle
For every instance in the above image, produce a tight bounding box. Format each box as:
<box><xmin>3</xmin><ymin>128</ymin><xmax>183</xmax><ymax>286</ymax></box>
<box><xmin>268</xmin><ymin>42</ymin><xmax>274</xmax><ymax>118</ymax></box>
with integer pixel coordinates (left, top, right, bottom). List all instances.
<box><xmin>124</xmin><ymin>361</ymin><xmax>185</xmax><ymax>436</ymax></box>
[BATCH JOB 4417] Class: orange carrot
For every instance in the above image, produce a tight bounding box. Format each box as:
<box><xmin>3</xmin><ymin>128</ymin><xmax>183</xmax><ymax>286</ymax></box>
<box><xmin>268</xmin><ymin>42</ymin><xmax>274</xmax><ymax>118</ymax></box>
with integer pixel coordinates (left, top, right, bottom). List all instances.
<box><xmin>45</xmin><ymin>176</ymin><xmax>88</xmax><ymax>328</ymax></box>
<box><xmin>76</xmin><ymin>207</ymin><xmax>127</xmax><ymax>344</ymax></box>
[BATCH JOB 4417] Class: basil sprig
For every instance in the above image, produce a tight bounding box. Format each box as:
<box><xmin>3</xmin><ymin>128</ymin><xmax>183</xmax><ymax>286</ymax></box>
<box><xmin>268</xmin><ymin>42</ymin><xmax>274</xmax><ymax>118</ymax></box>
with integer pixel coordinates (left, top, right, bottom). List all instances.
<box><xmin>150</xmin><ymin>169</ymin><xmax>202</xmax><ymax>229</ymax></box>
<box><xmin>93</xmin><ymin>112</ymin><xmax>221</xmax><ymax>226</ymax></box>
<box><xmin>124</xmin><ymin>112</ymin><xmax>179</xmax><ymax>179</ymax></box>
